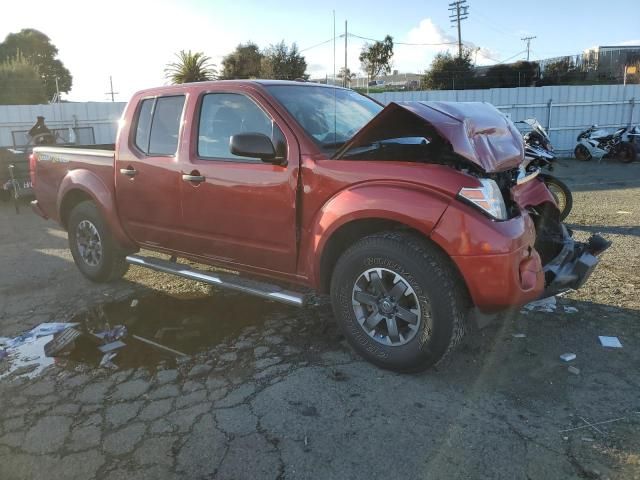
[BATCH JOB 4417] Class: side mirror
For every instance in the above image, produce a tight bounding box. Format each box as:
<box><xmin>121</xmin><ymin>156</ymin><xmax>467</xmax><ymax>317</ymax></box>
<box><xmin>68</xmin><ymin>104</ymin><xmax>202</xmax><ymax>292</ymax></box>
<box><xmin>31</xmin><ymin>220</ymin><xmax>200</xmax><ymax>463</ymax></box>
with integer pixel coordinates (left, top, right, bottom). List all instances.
<box><xmin>230</xmin><ymin>133</ymin><xmax>281</xmax><ymax>164</ymax></box>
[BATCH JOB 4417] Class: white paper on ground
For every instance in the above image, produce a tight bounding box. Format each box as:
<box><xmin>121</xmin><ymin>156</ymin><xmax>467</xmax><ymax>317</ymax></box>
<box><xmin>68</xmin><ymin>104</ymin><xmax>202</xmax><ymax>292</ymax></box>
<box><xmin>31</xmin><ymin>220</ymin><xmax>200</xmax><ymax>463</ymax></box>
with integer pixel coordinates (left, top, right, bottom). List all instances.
<box><xmin>599</xmin><ymin>336</ymin><xmax>623</xmax><ymax>348</ymax></box>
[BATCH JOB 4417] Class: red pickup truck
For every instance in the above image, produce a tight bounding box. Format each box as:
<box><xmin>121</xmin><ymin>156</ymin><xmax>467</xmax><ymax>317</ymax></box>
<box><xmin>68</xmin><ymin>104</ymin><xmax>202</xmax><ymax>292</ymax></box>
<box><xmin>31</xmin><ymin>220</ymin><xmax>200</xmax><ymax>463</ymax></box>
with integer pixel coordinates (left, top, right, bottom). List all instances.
<box><xmin>30</xmin><ymin>80</ymin><xmax>609</xmax><ymax>371</ymax></box>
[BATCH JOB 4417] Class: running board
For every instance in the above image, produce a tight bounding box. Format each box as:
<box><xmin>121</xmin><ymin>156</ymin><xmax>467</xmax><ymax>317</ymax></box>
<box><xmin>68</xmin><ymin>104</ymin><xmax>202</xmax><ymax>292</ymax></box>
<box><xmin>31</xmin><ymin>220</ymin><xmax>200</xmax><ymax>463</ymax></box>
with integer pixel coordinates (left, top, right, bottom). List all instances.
<box><xmin>125</xmin><ymin>254</ymin><xmax>306</xmax><ymax>307</ymax></box>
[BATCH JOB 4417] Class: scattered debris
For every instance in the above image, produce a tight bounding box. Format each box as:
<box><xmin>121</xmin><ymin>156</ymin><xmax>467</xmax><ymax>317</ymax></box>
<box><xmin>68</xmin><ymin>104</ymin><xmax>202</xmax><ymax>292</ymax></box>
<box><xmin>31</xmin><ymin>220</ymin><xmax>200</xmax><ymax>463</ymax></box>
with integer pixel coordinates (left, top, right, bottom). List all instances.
<box><xmin>44</xmin><ymin>327</ymin><xmax>82</xmax><ymax>357</ymax></box>
<box><xmin>560</xmin><ymin>353</ymin><xmax>577</xmax><ymax>362</ymax></box>
<box><xmin>512</xmin><ymin>333</ymin><xmax>527</xmax><ymax>338</ymax></box>
<box><xmin>556</xmin><ymin>290</ymin><xmax>575</xmax><ymax>298</ymax></box>
<box><xmin>131</xmin><ymin>335</ymin><xmax>188</xmax><ymax>357</ymax></box>
<box><xmin>599</xmin><ymin>336</ymin><xmax>622</xmax><ymax>348</ymax></box>
<box><xmin>581</xmin><ymin>437</ymin><xmax>595</xmax><ymax>442</ymax></box>
<box><xmin>523</xmin><ymin>296</ymin><xmax>557</xmax><ymax>313</ymax></box>
<box><xmin>616</xmin><ymin>210</ymin><xmax>631</xmax><ymax>214</ymax></box>
<box><xmin>0</xmin><ymin>322</ymin><xmax>78</xmax><ymax>350</ymax></box>
<box><xmin>564</xmin><ymin>306</ymin><xmax>579</xmax><ymax>314</ymax></box>
<box><xmin>98</xmin><ymin>340</ymin><xmax>127</xmax><ymax>353</ymax></box>
<box><xmin>559</xmin><ymin>416</ymin><xmax>627</xmax><ymax>433</ymax></box>
<box><xmin>130</xmin><ymin>299</ymin><xmax>139</xmax><ymax>308</ymax></box>
<box><xmin>99</xmin><ymin>352</ymin><xmax>118</xmax><ymax>369</ymax></box>
<box><xmin>568</xmin><ymin>366</ymin><xmax>581</xmax><ymax>375</ymax></box>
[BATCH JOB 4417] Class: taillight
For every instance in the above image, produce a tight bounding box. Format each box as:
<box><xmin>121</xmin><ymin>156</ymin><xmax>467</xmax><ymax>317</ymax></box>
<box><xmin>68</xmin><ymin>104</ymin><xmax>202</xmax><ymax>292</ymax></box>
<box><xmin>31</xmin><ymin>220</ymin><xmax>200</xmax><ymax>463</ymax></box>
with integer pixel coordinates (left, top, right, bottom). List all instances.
<box><xmin>29</xmin><ymin>153</ymin><xmax>37</xmax><ymax>188</ymax></box>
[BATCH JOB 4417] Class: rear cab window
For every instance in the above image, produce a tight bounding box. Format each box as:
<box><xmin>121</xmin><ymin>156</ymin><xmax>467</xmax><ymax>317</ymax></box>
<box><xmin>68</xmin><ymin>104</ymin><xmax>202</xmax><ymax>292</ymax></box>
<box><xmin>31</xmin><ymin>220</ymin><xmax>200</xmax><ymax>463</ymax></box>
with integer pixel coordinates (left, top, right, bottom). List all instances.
<box><xmin>133</xmin><ymin>95</ymin><xmax>185</xmax><ymax>156</ymax></box>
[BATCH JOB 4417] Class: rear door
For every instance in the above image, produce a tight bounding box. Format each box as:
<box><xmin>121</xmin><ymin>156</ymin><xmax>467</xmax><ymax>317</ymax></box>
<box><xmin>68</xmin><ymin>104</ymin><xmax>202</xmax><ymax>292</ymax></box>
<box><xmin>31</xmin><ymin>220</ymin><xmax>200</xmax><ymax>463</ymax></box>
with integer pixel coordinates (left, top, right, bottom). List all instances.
<box><xmin>115</xmin><ymin>95</ymin><xmax>186</xmax><ymax>250</ymax></box>
<box><xmin>178</xmin><ymin>88</ymin><xmax>300</xmax><ymax>274</ymax></box>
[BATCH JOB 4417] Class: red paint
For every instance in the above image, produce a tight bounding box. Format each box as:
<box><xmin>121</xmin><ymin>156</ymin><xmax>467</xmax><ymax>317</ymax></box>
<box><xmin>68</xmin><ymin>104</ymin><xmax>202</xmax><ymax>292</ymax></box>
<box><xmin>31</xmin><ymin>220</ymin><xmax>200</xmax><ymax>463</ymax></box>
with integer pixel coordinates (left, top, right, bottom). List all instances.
<box><xmin>31</xmin><ymin>80</ymin><xmax>558</xmax><ymax>310</ymax></box>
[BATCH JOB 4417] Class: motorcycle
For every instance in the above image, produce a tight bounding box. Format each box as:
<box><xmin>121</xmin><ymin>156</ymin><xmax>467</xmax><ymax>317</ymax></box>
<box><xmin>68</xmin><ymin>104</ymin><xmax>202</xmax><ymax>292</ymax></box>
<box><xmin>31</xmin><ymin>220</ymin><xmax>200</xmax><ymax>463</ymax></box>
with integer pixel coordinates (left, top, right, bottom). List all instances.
<box><xmin>517</xmin><ymin>119</ymin><xmax>573</xmax><ymax>221</ymax></box>
<box><xmin>574</xmin><ymin>125</ymin><xmax>636</xmax><ymax>163</ymax></box>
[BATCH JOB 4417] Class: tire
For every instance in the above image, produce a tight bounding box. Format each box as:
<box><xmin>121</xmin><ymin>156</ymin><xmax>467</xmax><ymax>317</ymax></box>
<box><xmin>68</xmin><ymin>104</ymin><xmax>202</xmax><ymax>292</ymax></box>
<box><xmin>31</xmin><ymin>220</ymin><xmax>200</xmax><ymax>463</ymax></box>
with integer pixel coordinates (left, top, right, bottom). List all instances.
<box><xmin>330</xmin><ymin>231</ymin><xmax>469</xmax><ymax>372</ymax></box>
<box><xmin>616</xmin><ymin>142</ymin><xmax>636</xmax><ymax>164</ymax></box>
<box><xmin>67</xmin><ymin>200</ymin><xmax>129</xmax><ymax>282</ymax></box>
<box><xmin>574</xmin><ymin>144</ymin><xmax>591</xmax><ymax>161</ymax></box>
<box><xmin>540</xmin><ymin>174</ymin><xmax>573</xmax><ymax>222</ymax></box>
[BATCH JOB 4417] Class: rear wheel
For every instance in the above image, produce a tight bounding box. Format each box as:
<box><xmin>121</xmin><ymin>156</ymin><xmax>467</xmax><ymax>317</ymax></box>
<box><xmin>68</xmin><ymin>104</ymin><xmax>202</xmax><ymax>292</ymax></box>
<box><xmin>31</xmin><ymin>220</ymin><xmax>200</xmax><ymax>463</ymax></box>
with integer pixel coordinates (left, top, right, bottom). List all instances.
<box><xmin>67</xmin><ymin>200</ymin><xmax>128</xmax><ymax>282</ymax></box>
<box><xmin>574</xmin><ymin>144</ymin><xmax>591</xmax><ymax>161</ymax></box>
<box><xmin>330</xmin><ymin>232</ymin><xmax>468</xmax><ymax>372</ymax></box>
<box><xmin>616</xmin><ymin>142</ymin><xmax>636</xmax><ymax>163</ymax></box>
<box><xmin>540</xmin><ymin>174</ymin><xmax>573</xmax><ymax>221</ymax></box>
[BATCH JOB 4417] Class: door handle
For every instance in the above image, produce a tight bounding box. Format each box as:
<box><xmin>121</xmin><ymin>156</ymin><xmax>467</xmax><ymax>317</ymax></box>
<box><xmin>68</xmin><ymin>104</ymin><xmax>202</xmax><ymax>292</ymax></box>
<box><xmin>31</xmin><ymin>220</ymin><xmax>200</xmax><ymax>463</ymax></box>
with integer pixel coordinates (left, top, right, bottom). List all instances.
<box><xmin>182</xmin><ymin>173</ymin><xmax>205</xmax><ymax>183</ymax></box>
<box><xmin>119</xmin><ymin>167</ymin><xmax>137</xmax><ymax>177</ymax></box>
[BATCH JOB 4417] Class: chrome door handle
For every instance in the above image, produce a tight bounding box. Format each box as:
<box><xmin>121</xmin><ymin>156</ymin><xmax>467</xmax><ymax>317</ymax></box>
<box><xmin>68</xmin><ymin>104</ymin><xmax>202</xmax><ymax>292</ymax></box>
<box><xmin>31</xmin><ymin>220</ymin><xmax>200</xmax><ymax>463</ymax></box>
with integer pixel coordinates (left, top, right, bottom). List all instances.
<box><xmin>182</xmin><ymin>174</ymin><xmax>205</xmax><ymax>183</ymax></box>
<box><xmin>119</xmin><ymin>167</ymin><xmax>137</xmax><ymax>177</ymax></box>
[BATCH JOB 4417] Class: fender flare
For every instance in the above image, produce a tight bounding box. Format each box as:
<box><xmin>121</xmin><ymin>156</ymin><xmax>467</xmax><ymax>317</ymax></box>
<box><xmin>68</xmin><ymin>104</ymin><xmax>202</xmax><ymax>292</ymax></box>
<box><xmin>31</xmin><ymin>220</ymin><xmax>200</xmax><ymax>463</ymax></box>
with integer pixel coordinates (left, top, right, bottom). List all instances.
<box><xmin>57</xmin><ymin>169</ymin><xmax>137</xmax><ymax>251</ymax></box>
<box><xmin>306</xmin><ymin>182</ymin><xmax>452</xmax><ymax>287</ymax></box>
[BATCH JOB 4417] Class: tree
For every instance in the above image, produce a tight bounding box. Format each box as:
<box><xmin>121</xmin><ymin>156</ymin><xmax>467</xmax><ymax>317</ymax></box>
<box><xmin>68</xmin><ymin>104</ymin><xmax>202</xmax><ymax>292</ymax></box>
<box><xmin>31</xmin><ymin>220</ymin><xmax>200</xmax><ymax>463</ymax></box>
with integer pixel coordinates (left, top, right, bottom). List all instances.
<box><xmin>421</xmin><ymin>49</ymin><xmax>474</xmax><ymax>90</ymax></box>
<box><xmin>165</xmin><ymin>50</ymin><xmax>216</xmax><ymax>84</ymax></box>
<box><xmin>260</xmin><ymin>41</ymin><xmax>307</xmax><ymax>80</ymax></box>
<box><xmin>0</xmin><ymin>29</ymin><xmax>72</xmax><ymax>100</ymax></box>
<box><xmin>337</xmin><ymin>67</ymin><xmax>356</xmax><ymax>87</ymax></box>
<box><xmin>0</xmin><ymin>52</ymin><xmax>47</xmax><ymax>104</ymax></box>
<box><xmin>220</xmin><ymin>42</ymin><xmax>263</xmax><ymax>79</ymax></box>
<box><xmin>482</xmin><ymin>61</ymin><xmax>539</xmax><ymax>88</ymax></box>
<box><xmin>359</xmin><ymin>35</ymin><xmax>394</xmax><ymax>80</ymax></box>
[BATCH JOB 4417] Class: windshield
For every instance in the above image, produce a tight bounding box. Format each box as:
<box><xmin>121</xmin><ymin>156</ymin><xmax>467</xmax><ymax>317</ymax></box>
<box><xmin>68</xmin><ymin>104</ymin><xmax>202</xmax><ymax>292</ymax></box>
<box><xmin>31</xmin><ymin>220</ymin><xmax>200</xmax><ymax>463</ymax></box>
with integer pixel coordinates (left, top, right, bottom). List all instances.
<box><xmin>265</xmin><ymin>85</ymin><xmax>383</xmax><ymax>152</ymax></box>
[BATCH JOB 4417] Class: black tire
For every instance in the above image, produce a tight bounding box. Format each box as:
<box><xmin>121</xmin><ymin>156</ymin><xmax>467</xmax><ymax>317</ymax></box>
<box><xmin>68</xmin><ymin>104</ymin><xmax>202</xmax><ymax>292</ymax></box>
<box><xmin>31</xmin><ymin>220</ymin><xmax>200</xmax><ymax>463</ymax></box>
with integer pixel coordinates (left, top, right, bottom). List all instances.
<box><xmin>616</xmin><ymin>142</ymin><xmax>636</xmax><ymax>164</ymax></box>
<box><xmin>330</xmin><ymin>232</ymin><xmax>469</xmax><ymax>372</ymax></box>
<box><xmin>67</xmin><ymin>200</ymin><xmax>129</xmax><ymax>282</ymax></box>
<box><xmin>540</xmin><ymin>174</ymin><xmax>573</xmax><ymax>222</ymax></box>
<box><xmin>574</xmin><ymin>144</ymin><xmax>591</xmax><ymax>161</ymax></box>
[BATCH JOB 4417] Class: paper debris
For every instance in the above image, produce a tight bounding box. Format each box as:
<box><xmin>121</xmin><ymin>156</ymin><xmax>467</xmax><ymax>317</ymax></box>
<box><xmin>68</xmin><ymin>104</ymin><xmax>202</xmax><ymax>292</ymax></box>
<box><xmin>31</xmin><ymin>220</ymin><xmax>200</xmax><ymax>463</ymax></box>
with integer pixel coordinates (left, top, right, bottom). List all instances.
<box><xmin>512</xmin><ymin>333</ymin><xmax>527</xmax><ymax>338</ymax></box>
<box><xmin>564</xmin><ymin>306</ymin><xmax>578</xmax><ymax>313</ymax></box>
<box><xmin>599</xmin><ymin>336</ymin><xmax>622</xmax><ymax>348</ymax></box>
<box><xmin>560</xmin><ymin>353</ymin><xmax>577</xmax><ymax>362</ymax></box>
<box><xmin>524</xmin><ymin>296</ymin><xmax>557</xmax><ymax>313</ymax></box>
<box><xmin>130</xmin><ymin>299</ymin><xmax>139</xmax><ymax>308</ymax></box>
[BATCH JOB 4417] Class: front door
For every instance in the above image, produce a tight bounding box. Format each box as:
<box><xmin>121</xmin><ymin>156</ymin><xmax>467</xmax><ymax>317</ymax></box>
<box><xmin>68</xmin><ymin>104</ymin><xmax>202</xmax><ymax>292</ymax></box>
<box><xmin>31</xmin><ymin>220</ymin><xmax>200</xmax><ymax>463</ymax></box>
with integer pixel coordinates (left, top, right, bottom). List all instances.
<box><xmin>178</xmin><ymin>90</ymin><xmax>299</xmax><ymax>275</ymax></box>
<box><xmin>115</xmin><ymin>95</ymin><xmax>186</xmax><ymax>251</ymax></box>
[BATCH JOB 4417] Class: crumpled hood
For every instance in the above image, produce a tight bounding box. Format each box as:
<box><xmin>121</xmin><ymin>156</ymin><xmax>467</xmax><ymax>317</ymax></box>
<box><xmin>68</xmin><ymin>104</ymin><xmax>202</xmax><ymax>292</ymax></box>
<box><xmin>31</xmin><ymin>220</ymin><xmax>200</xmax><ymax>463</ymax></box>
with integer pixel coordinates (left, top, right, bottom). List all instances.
<box><xmin>337</xmin><ymin>100</ymin><xmax>524</xmax><ymax>172</ymax></box>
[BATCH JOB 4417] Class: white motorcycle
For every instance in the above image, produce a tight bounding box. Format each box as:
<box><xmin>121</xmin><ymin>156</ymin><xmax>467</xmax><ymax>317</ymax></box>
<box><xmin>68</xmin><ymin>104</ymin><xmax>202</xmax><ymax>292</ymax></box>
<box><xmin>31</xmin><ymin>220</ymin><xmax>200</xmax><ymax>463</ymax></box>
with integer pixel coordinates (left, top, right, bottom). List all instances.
<box><xmin>574</xmin><ymin>125</ymin><xmax>637</xmax><ymax>163</ymax></box>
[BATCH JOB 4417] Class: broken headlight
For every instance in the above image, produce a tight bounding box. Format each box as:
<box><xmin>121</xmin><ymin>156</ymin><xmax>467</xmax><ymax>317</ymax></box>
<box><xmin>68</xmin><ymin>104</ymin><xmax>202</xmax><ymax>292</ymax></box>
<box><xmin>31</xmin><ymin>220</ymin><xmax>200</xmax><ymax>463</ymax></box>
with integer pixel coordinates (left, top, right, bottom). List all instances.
<box><xmin>458</xmin><ymin>178</ymin><xmax>508</xmax><ymax>220</ymax></box>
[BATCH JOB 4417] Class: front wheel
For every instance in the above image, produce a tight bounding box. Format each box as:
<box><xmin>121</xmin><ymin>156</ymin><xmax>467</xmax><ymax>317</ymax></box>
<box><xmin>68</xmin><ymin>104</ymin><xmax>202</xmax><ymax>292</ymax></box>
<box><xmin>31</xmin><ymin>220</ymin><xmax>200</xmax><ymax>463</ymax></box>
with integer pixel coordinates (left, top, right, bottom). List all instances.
<box><xmin>574</xmin><ymin>144</ymin><xmax>591</xmax><ymax>161</ymax></box>
<box><xmin>330</xmin><ymin>232</ymin><xmax>468</xmax><ymax>372</ymax></box>
<box><xmin>616</xmin><ymin>142</ymin><xmax>636</xmax><ymax>163</ymax></box>
<box><xmin>540</xmin><ymin>174</ymin><xmax>573</xmax><ymax>221</ymax></box>
<box><xmin>68</xmin><ymin>200</ymin><xmax>129</xmax><ymax>282</ymax></box>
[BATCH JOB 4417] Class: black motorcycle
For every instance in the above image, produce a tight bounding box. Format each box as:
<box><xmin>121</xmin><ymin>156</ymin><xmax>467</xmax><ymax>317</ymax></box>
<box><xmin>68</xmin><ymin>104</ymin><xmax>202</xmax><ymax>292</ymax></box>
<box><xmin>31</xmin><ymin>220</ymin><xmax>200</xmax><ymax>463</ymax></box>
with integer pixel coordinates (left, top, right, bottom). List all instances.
<box><xmin>517</xmin><ymin>119</ymin><xmax>573</xmax><ymax>221</ymax></box>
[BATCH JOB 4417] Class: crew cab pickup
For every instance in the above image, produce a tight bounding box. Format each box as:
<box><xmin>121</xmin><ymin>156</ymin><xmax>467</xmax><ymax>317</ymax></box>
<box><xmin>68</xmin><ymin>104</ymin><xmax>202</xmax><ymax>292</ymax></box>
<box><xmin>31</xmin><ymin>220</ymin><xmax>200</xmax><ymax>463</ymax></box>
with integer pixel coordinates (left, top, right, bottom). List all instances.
<box><xmin>30</xmin><ymin>80</ymin><xmax>610</xmax><ymax>371</ymax></box>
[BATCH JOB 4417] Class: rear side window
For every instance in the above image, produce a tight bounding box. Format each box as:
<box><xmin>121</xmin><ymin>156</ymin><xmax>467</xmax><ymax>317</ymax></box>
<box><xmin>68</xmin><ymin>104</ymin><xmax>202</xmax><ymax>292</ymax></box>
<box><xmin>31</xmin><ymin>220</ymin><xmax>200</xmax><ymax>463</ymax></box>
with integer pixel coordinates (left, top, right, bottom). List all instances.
<box><xmin>133</xmin><ymin>95</ymin><xmax>185</xmax><ymax>156</ymax></box>
<box><xmin>134</xmin><ymin>99</ymin><xmax>154</xmax><ymax>152</ymax></box>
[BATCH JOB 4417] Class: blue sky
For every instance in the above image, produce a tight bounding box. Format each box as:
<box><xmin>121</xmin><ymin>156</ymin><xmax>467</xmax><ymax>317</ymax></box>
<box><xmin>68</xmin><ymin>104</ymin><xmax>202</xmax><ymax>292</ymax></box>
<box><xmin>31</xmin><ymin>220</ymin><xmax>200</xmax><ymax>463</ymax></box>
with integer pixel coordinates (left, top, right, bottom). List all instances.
<box><xmin>2</xmin><ymin>0</ymin><xmax>639</xmax><ymax>101</ymax></box>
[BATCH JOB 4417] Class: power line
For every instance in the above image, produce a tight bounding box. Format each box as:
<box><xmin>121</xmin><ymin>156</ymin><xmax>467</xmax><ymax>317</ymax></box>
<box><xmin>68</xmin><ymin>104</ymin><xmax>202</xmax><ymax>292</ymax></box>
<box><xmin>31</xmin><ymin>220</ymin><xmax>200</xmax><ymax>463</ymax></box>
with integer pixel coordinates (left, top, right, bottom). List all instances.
<box><xmin>449</xmin><ymin>0</ymin><xmax>469</xmax><ymax>58</ymax></box>
<box><xmin>348</xmin><ymin>32</ymin><xmax>457</xmax><ymax>46</ymax></box>
<box><xmin>299</xmin><ymin>35</ymin><xmax>344</xmax><ymax>53</ymax></box>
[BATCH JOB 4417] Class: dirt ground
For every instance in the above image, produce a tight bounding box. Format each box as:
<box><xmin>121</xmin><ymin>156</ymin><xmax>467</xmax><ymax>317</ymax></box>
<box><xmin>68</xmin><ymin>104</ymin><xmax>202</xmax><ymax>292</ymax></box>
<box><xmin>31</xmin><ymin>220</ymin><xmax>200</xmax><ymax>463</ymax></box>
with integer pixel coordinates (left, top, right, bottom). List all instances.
<box><xmin>0</xmin><ymin>159</ymin><xmax>639</xmax><ymax>480</ymax></box>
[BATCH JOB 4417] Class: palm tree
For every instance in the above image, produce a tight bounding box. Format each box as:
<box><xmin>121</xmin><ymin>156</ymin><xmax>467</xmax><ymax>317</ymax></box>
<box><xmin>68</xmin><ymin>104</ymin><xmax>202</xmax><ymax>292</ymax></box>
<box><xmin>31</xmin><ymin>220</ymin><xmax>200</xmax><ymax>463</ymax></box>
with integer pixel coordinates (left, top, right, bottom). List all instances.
<box><xmin>337</xmin><ymin>67</ymin><xmax>357</xmax><ymax>87</ymax></box>
<box><xmin>165</xmin><ymin>50</ymin><xmax>216</xmax><ymax>84</ymax></box>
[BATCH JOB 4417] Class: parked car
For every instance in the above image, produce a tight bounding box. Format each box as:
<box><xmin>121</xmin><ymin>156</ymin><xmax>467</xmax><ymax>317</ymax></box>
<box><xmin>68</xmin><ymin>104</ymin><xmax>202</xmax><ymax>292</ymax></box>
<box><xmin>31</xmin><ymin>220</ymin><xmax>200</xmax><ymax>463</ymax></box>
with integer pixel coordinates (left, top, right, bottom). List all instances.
<box><xmin>30</xmin><ymin>81</ymin><xmax>610</xmax><ymax>371</ymax></box>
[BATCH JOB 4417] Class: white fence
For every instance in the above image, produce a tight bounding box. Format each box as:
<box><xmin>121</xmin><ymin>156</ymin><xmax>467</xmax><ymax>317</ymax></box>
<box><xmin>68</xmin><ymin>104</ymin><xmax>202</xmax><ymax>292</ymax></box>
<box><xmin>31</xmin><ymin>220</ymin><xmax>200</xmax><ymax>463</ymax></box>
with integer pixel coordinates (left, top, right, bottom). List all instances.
<box><xmin>371</xmin><ymin>84</ymin><xmax>640</xmax><ymax>153</ymax></box>
<box><xmin>2</xmin><ymin>84</ymin><xmax>639</xmax><ymax>153</ymax></box>
<box><xmin>0</xmin><ymin>102</ymin><xmax>126</xmax><ymax>147</ymax></box>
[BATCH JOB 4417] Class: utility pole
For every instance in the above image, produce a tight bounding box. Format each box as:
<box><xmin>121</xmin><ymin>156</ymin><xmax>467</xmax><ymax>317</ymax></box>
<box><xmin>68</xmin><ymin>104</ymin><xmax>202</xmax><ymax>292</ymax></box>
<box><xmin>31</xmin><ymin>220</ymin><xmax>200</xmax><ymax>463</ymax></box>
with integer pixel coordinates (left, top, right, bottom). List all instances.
<box><xmin>344</xmin><ymin>20</ymin><xmax>348</xmax><ymax>87</ymax></box>
<box><xmin>448</xmin><ymin>0</ymin><xmax>469</xmax><ymax>59</ymax></box>
<box><xmin>521</xmin><ymin>36</ymin><xmax>536</xmax><ymax>62</ymax></box>
<box><xmin>105</xmin><ymin>76</ymin><xmax>119</xmax><ymax>102</ymax></box>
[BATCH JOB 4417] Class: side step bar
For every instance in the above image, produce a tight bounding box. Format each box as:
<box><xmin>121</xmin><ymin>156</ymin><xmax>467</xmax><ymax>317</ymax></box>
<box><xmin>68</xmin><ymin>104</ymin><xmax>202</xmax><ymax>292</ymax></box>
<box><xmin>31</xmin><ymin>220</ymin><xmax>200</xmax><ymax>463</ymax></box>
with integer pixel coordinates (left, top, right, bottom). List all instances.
<box><xmin>125</xmin><ymin>254</ymin><xmax>306</xmax><ymax>308</ymax></box>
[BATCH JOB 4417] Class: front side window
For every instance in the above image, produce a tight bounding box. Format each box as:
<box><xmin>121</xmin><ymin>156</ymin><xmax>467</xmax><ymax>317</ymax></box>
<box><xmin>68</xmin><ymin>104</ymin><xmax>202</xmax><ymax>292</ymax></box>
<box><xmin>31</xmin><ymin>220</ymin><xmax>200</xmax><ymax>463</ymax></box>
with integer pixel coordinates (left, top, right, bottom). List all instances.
<box><xmin>198</xmin><ymin>93</ymin><xmax>286</xmax><ymax>161</ymax></box>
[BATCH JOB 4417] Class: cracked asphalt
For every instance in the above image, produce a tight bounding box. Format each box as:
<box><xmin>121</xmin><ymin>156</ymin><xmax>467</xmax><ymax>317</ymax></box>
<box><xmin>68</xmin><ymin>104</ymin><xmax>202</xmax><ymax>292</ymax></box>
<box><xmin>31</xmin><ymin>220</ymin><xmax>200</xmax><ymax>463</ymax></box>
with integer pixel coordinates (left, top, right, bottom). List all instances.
<box><xmin>0</xmin><ymin>160</ymin><xmax>639</xmax><ymax>479</ymax></box>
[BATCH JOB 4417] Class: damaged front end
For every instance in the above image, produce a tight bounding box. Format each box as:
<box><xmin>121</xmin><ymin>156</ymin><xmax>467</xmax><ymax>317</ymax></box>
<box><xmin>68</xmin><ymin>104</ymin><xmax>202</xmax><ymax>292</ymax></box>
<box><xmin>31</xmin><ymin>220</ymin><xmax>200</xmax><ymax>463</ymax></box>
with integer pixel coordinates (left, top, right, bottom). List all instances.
<box><xmin>336</xmin><ymin>100</ymin><xmax>611</xmax><ymax>302</ymax></box>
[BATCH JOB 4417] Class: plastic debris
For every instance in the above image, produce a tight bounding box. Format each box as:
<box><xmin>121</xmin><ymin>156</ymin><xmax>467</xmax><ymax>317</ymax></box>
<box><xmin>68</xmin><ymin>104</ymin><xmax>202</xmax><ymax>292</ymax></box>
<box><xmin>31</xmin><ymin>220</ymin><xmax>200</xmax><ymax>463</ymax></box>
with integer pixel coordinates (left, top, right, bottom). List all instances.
<box><xmin>523</xmin><ymin>296</ymin><xmax>557</xmax><ymax>313</ymax></box>
<box><xmin>98</xmin><ymin>340</ymin><xmax>127</xmax><ymax>353</ymax></box>
<box><xmin>560</xmin><ymin>353</ymin><xmax>577</xmax><ymax>362</ymax></box>
<box><xmin>1</xmin><ymin>323</ymin><xmax>78</xmax><ymax>349</ymax></box>
<box><xmin>512</xmin><ymin>333</ymin><xmax>527</xmax><ymax>338</ymax></box>
<box><xmin>568</xmin><ymin>366</ymin><xmax>581</xmax><ymax>375</ymax></box>
<box><xmin>599</xmin><ymin>336</ymin><xmax>622</xmax><ymax>348</ymax></box>
<box><xmin>99</xmin><ymin>352</ymin><xmax>118</xmax><ymax>369</ymax></box>
<box><xmin>616</xmin><ymin>210</ymin><xmax>631</xmax><ymax>214</ymax></box>
<box><xmin>44</xmin><ymin>328</ymin><xmax>82</xmax><ymax>357</ymax></box>
<box><xmin>130</xmin><ymin>299</ymin><xmax>139</xmax><ymax>308</ymax></box>
<box><xmin>94</xmin><ymin>325</ymin><xmax>128</xmax><ymax>343</ymax></box>
<box><xmin>564</xmin><ymin>306</ymin><xmax>578</xmax><ymax>313</ymax></box>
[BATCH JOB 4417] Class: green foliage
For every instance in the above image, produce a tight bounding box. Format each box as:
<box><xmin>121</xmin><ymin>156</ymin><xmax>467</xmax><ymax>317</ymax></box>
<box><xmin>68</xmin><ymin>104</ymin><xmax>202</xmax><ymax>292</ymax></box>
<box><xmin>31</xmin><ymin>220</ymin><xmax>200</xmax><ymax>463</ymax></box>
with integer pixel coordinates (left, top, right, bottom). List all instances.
<box><xmin>0</xmin><ymin>29</ymin><xmax>72</xmax><ymax>99</ymax></box>
<box><xmin>421</xmin><ymin>49</ymin><xmax>474</xmax><ymax>90</ymax></box>
<box><xmin>220</xmin><ymin>42</ymin><xmax>263</xmax><ymax>79</ymax></box>
<box><xmin>480</xmin><ymin>61</ymin><xmax>539</xmax><ymax>88</ymax></box>
<box><xmin>337</xmin><ymin>67</ymin><xmax>356</xmax><ymax>87</ymax></box>
<box><xmin>359</xmin><ymin>35</ymin><xmax>394</xmax><ymax>80</ymax></box>
<box><xmin>165</xmin><ymin>50</ymin><xmax>216</xmax><ymax>84</ymax></box>
<box><xmin>260</xmin><ymin>41</ymin><xmax>307</xmax><ymax>80</ymax></box>
<box><xmin>0</xmin><ymin>52</ymin><xmax>47</xmax><ymax>105</ymax></box>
